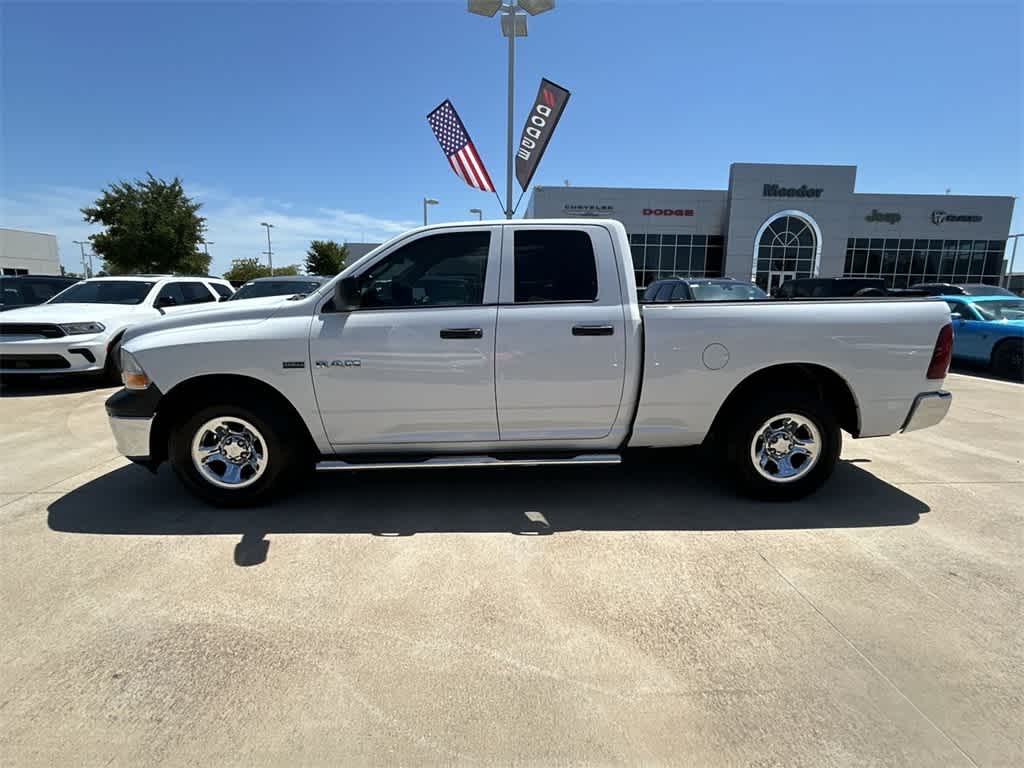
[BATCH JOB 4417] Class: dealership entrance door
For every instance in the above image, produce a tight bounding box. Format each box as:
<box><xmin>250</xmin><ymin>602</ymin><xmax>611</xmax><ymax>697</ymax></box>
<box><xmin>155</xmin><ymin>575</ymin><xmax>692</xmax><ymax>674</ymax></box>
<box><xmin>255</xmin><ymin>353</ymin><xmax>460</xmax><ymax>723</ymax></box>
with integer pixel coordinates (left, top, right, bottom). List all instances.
<box><xmin>768</xmin><ymin>271</ymin><xmax>795</xmax><ymax>293</ymax></box>
<box><xmin>754</xmin><ymin>213</ymin><xmax>820</xmax><ymax>291</ymax></box>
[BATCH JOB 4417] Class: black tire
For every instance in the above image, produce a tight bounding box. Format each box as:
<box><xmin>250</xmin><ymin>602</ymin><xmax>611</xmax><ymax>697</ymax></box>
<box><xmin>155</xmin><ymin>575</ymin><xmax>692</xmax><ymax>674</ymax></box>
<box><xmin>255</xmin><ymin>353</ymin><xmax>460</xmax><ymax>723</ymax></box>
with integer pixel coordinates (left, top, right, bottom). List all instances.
<box><xmin>991</xmin><ymin>339</ymin><xmax>1024</xmax><ymax>382</ymax></box>
<box><xmin>723</xmin><ymin>392</ymin><xmax>841</xmax><ymax>501</ymax></box>
<box><xmin>168</xmin><ymin>401</ymin><xmax>303</xmax><ymax>507</ymax></box>
<box><xmin>102</xmin><ymin>334</ymin><xmax>124</xmax><ymax>386</ymax></box>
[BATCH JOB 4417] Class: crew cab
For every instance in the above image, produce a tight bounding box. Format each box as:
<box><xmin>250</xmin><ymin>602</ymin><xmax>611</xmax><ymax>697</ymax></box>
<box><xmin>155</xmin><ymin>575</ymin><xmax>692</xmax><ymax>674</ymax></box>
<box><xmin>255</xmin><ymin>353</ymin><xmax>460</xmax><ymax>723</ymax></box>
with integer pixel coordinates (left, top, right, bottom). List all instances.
<box><xmin>106</xmin><ymin>220</ymin><xmax>954</xmax><ymax>506</ymax></box>
<box><xmin>0</xmin><ymin>275</ymin><xmax>233</xmax><ymax>381</ymax></box>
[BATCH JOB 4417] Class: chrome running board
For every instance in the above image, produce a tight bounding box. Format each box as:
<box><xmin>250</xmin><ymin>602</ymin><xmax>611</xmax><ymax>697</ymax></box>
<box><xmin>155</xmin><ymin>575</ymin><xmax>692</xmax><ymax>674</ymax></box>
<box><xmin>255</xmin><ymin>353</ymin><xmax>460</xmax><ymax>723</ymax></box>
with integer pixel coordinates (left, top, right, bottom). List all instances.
<box><xmin>315</xmin><ymin>453</ymin><xmax>621</xmax><ymax>472</ymax></box>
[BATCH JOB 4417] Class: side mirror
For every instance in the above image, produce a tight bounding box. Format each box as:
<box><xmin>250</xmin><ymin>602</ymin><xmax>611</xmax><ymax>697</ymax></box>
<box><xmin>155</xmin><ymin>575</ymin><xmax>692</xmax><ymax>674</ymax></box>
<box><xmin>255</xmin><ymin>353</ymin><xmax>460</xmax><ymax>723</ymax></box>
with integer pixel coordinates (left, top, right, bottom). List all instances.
<box><xmin>155</xmin><ymin>295</ymin><xmax>177</xmax><ymax>308</ymax></box>
<box><xmin>950</xmin><ymin>312</ymin><xmax>964</xmax><ymax>322</ymax></box>
<box><xmin>333</xmin><ymin>277</ymin><xmax>360</xmax><ymax>312</ymax></box>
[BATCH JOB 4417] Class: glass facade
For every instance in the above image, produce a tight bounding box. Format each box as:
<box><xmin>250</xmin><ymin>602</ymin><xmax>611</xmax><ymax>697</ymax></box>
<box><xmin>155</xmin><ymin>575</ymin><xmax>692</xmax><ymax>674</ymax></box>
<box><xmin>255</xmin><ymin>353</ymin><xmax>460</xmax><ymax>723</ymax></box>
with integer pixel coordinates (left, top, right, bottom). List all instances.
<box><xmin>843</xmin><ymin>238</ymin><xmax>1005</xmax><ymax>288</ymax></box>
<box><xmin>628</xmin><ymin>233</ymin><xmax>723</xmax><ymax>288</ymax></box>
<box><xmin>754</xmin><ymin>216</ymin><xmax>817</xmax><ymax>290</ymax></box>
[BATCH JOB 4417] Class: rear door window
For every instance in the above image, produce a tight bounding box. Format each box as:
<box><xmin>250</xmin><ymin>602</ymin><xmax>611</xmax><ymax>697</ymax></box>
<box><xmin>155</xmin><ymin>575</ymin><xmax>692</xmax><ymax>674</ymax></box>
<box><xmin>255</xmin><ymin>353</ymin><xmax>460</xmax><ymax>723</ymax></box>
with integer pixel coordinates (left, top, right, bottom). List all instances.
<box><xmin>209</xmin><ymin>283</ymin><xmax>233</xmax><ymax>299</ymax></box>
<box><xmin>155</xmin><ymin>282</ymin><xmax>188</xmax><ymax>306</ymax></box>
<box><xmin>513</xmin><ymin>230</ymin><xmax>598</xmax><ymax>303</ymax></box>
<box><xmin>669</xmin><ymin>283</ymin><xmax>689</xmax><ymax>301</ymax></box>
<box><xmin>181</xmin><ymin>282</ymin><xmax>216</xmax><ymax>304</ymax></box>
<box><xmin>655</xmin><ymin>284</ymin><xmax>675</xmax><ymax>302</ymax></box>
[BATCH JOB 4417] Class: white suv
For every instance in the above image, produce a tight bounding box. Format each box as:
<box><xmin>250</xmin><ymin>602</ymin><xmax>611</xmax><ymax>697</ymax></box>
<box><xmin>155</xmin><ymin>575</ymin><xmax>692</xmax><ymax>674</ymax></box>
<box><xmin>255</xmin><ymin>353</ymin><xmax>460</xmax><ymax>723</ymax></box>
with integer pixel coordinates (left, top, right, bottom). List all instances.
<box><xmin>0</xmin><ymin>275</ymin><xmax>233</xmax><ymax>381</ymax></box>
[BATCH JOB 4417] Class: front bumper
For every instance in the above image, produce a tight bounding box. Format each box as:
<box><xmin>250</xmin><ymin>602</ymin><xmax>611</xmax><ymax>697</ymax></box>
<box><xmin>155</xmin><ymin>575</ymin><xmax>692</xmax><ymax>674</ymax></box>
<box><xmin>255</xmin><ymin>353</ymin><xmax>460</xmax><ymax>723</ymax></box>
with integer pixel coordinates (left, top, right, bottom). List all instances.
<box><xmin>108</xmin><ymin>414</ymin><xmax>154</xmax><ymax>458</ymax></box>
<box><xmin>0</xmin><ymin>336</ymin><xmax>109</xmax><ymax>374</ymax></box>
<box><xmin>901</xmin><ymin>391</ymin><xmax>952</xmax><ymax>433</ymax></box>
<box><xmin>106</xmin><ymin>386</ymin><xmax>163</xmax><ymax>460</ymax></box>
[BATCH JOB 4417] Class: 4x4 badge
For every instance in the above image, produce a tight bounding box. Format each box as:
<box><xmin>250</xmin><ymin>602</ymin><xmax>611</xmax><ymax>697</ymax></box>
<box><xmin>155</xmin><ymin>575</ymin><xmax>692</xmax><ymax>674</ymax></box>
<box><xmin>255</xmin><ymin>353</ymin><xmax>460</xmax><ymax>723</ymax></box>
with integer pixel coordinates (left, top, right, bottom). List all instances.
<box><xmin>315</xmin><ymin>359</ymin><xmax>361</xmax><ymax>368</ymax></box>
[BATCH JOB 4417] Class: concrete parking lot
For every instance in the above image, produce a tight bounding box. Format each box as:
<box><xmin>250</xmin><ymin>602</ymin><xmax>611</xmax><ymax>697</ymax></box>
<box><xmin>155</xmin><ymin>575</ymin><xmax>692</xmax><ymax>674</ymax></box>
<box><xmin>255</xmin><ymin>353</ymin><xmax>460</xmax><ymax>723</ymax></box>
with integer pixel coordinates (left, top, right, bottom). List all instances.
<box><xmin>0</xmin><ymin>373</ymin><xmax>1021</xmax><ymax>767</ymax></box>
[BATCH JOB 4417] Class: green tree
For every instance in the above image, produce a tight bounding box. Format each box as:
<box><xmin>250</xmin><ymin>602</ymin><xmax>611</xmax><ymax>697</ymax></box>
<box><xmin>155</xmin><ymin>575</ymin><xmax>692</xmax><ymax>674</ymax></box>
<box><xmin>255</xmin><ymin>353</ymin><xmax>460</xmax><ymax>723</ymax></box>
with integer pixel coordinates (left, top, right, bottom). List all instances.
<box><xmin>81</xmin><ymin>173</ymin><xmax>210</xmax><ymax>275</ymax></box>
<box><xmin>223</xmin><ymin>258</ymin><xmax>271</xmax><ymax>283</ymax></box>
<box><xmin>222</xmin><ymin>258</ymin><xmax>302</xmax><ymax>283</ymax></box>
<box><xmin>305</xmin><ymin>239</ymin><xmax>348</xmax><ymax>276</ymax></box>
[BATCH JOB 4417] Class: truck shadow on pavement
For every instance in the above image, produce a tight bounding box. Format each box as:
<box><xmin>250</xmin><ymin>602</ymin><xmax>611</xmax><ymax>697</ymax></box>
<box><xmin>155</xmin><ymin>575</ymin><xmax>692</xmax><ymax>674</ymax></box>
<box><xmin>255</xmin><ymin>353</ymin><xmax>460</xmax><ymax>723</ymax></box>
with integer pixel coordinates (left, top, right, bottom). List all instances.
<box><xmin>48</xmin><ymin>450</ymin><xmax>928</xmax><ymax>565</ymax></box>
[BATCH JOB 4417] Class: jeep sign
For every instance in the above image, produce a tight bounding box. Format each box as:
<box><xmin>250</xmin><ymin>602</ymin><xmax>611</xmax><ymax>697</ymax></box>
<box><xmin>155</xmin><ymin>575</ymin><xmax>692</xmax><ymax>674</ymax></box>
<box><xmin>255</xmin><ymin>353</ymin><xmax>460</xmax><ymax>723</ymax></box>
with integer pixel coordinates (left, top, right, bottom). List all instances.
<box><xmin>865</xmin><ymin>209</ymin><xmax>902</xmax><ymax>224</ymax></box>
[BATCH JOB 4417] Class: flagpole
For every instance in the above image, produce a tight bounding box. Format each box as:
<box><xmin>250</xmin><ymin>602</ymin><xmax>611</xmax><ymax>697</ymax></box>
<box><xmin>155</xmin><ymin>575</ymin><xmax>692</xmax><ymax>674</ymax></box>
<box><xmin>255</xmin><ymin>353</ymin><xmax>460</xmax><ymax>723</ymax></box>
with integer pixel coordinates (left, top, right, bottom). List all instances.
<box><xmin>505</xmin><ymin>4</ymin><xmax>515</xmax><ymax>219</ymax></box>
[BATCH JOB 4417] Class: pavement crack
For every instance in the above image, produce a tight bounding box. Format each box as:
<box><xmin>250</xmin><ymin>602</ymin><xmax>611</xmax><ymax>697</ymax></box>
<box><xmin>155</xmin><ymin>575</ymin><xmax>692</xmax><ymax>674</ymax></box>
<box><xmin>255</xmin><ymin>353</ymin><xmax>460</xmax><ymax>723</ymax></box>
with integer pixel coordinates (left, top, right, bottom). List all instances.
<box><xmin>737</xmin><ymin>531</ymin><xmax>980</xmax><ymax>768</ymax></box>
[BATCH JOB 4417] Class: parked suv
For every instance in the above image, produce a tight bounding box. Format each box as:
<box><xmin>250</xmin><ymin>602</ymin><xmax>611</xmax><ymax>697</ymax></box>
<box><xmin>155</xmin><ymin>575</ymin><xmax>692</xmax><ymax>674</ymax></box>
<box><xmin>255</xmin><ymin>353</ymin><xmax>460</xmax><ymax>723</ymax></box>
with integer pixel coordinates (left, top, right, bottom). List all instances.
<box><xmin>0</xmin><ymin>275</ymin><xmax>234</xmax><ymax>381</ymax></box>
<box><xmin>0</xmin><ymin>274</ymin><xmax>80</xmax><ymax>311</ymax></box>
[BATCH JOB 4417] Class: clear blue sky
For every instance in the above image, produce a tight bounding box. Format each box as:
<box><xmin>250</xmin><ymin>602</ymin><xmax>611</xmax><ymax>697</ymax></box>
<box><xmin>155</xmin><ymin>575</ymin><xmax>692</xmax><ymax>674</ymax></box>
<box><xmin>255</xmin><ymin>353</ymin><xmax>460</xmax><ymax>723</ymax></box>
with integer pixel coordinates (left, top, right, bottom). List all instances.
<box><xmin>2</xmin><ymin>0</ymin><xmax>1021</xmax><ymax>274</ymax></box>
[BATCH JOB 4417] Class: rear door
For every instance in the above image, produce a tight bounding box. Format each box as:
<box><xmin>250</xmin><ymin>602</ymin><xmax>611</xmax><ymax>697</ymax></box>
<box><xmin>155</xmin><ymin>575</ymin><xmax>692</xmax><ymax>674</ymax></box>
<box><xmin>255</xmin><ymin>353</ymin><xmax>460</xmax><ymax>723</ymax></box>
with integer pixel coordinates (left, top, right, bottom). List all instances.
<box><xmin>495</xmin><ymin>225</ymin><xmax>627</xmax><ymax>440</ymax></box>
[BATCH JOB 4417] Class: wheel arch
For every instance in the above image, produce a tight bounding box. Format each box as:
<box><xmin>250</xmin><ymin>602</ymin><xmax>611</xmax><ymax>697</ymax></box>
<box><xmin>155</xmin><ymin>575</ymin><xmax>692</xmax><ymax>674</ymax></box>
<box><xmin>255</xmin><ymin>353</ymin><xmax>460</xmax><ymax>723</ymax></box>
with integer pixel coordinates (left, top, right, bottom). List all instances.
<box><xmin>149</xmin><ymin>374</ymin><xmax>317</xmax><ymax>466</ymax></box>
<box><xmin>706</xmin><ymin>362</ymin><xmax>861</xmax><ymax>442</ymax></box>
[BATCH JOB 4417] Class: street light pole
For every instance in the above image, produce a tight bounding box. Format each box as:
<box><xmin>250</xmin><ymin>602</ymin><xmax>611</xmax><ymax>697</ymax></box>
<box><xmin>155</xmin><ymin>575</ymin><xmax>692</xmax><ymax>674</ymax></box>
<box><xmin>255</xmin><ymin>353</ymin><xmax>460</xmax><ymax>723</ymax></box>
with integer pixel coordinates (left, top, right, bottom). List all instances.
<box><xmin>202</xmin><ymin>240</ymin><xmax>214</xmax><ymax>257</ymax></box>
<box><xmin>469</xmin><ymin>208</ymin><xmax>483</xmax><ymax>220</ymax></box>
<box><xmin>72</xmin><ymin>240</ymin><xmax>92</xmax><ymax>277</ymax></box>
<box><xmin>505</xmin><ymin>4</ymin><xmax>516</xmax><ymax>218</ymax></box>
<box><xmin>1006</xmin><ymin>233</ymin><xmax>1022</xmax><ymax>287</ymax></box>
<box><xmin>468</xmin><ymin>1</ymin><xmax>554</xmax><ymax>220</ymax></box>
<box><xmin>423</xmin><ymin>197</ymin><xmax>439</xmax><ymax>225</ymax></box>
<box><xmin>260</xmin><ymin>222</ymin><xmax>274</xmax><ymax>275</ymax></box>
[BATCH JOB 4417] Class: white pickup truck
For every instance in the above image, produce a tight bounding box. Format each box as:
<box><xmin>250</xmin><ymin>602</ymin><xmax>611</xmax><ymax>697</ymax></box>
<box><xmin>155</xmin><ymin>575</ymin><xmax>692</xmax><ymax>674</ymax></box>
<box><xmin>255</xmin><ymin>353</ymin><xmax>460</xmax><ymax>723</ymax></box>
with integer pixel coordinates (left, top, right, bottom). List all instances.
<box><xmin>106</xmin><ymin>219</ymin><xmax>953</xmax><ymax>506</ymax></box>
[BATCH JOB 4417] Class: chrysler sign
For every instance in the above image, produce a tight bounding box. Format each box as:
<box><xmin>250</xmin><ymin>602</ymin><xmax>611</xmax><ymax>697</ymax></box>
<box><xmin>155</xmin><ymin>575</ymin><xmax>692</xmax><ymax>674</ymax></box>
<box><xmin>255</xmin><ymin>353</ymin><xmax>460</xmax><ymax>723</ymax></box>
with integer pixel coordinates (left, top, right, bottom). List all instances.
<box><xmin>932</xmin><ymin>210</ymin><xmax>983</xmax><ymax>225</ymax></box>
<box><xmin>564</xmin><ymin>204</ymin><xmax>614</xmax><ymax>216</ymax></box>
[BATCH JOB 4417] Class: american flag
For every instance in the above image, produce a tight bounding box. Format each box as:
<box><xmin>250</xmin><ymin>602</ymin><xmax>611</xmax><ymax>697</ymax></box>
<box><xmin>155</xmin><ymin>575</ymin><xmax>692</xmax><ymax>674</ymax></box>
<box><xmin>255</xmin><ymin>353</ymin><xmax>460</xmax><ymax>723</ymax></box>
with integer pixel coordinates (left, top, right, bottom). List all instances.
<box><xmin>427</xmin><ymin>100</ymin><xmax>495</xmax><ymax>193</ymax></box>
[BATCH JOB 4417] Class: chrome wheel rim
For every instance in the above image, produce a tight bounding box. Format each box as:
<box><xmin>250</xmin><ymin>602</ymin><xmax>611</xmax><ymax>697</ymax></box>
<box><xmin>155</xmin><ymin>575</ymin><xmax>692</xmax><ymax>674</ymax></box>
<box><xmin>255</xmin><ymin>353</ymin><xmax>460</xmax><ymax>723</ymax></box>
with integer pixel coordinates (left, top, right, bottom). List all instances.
<box><xmin>190</xmin><ymin>417</ymin><xmax>268</xmax><ymax>489</ymax></box>
<box><xmin>750</xmin><ymin>412</ymin><xmax>821</xmax><ymax>483</ymax></box>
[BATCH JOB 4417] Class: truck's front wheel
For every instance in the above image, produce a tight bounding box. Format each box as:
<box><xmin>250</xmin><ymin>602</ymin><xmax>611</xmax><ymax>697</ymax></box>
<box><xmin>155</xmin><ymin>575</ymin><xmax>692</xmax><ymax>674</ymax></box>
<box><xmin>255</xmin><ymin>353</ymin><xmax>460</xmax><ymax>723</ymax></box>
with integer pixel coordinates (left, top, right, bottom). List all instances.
<box><xmin>169</xmin><ymin>403</ymin><xmax>299</xmax><ymax>507</ymax></box>
<box><xmin>725</xmin><ymin>394</ymin><xmax>841</xmax><ymax>501</ymax></box>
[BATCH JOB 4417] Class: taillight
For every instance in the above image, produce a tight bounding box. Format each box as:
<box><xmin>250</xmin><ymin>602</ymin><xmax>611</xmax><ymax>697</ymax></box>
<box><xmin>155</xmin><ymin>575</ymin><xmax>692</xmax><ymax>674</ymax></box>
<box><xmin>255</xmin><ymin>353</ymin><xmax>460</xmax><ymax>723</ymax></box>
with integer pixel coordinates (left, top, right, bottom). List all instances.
<box><xmin>927</xmin><ymin>323</ymin><xmax>953</xmax><ymax>380</ymax></box>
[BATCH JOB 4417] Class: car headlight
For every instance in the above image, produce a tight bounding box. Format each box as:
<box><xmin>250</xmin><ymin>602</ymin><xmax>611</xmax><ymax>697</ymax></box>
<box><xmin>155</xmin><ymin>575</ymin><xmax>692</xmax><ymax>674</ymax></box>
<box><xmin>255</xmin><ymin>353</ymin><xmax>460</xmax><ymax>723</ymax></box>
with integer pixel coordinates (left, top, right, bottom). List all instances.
<box><xmin>58</xmin><ymin>321</ymin><xmax>106</xmax><ymax>335</ymax></box>
<box><xmin>121</xmin><ymin>349</ymin><xmax>151</xmax><ymax>390</ymax></box>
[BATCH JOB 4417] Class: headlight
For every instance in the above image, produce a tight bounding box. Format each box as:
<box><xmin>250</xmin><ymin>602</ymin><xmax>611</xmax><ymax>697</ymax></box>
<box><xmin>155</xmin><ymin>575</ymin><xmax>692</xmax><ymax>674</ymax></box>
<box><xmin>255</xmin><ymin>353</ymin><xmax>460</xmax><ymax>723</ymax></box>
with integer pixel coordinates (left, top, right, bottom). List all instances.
<box><xmin>121</xmin><ymin>349</ymin><xmax>151</xmax><ymax>390</ymax></box>
<box><xmin>59</xmin><ymin>321</ymin><xmax>106</xmax><ymax>335</ymax></box>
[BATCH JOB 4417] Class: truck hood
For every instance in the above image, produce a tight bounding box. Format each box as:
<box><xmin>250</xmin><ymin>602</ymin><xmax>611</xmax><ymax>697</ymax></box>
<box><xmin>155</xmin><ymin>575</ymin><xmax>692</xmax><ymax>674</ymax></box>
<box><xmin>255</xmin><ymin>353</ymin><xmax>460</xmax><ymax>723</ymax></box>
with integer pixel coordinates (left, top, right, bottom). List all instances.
<box><xmin>0</xmin><ymin>302</ymin><xmax>144</xmax><ymax>325</ymax></box>
<box><xmin>122</xmin><ymin>294</ymin><xmax>293</xmax><ymax>344</ymax></box>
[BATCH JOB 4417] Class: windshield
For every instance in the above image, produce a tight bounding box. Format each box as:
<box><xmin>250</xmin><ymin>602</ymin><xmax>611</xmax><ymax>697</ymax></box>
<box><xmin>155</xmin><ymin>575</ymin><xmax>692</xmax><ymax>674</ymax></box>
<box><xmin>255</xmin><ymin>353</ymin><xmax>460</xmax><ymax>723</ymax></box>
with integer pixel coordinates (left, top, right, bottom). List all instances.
<box><xmin>962</xmin><ymin>285</ymin><xmax>1015</xmax><ymax>296</ymax></box>
<box><xmin>229</xmin><ymin>280</ymin><xmax>322</xmax><ymax>300</ymax></box>
<box><xmin>972</xmin><ymin>299</ymin><xmax>1024</xmax><ymax>321</ymax></box>
<box><xmin>689</xmin><ymin>282</ymin><xmax>768</xmax><ymax>301</ymax></box>
<box><xmin>47</xmin><ymin>280</ymin><xmax>154</xmax><ymax>305</ymax></box>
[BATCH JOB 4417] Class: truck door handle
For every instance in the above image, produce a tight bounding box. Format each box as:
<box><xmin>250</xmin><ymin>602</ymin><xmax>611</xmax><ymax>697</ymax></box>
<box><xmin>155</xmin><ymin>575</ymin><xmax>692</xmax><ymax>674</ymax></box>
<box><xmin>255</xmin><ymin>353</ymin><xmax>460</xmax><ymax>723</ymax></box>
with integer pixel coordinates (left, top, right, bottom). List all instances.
<box><xmin>572</xmin><ymin>325</ymin><xmax>614</xmax><ymax>336</ymax></box>
<box><xmin>440</xmin><ymin>328</ymin><xmax>483</xmax><ymax>339</ymax></box>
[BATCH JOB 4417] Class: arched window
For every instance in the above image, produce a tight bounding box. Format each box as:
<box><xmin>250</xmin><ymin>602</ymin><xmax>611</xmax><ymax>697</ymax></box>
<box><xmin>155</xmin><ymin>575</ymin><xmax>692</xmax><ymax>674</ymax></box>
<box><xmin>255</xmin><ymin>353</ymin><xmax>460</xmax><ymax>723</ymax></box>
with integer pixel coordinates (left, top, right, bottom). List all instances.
<box><xmin>754</xmin><ymin>214</ymin><xmax>818</xmax><ymax>292</ymax></box>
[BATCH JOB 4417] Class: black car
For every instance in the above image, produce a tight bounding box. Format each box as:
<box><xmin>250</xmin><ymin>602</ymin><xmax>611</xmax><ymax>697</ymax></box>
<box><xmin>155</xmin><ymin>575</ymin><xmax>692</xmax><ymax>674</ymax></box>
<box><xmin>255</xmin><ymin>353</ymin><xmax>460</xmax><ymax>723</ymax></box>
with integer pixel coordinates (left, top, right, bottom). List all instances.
<box><xmin>912</xmin><ymin>282</ymin><xmax>1015</xmax><ymax>297</ymax></box>
<box><xmin>774</xmin><ymin>277</ymin><xmax>928</xmax><ymax>299</ymax></box>
<box><xmin>0</xmin><ymin>274</ymin><xmax>80</xmax><ymax>311</ymax></box>
<box><xmin>641</xmin><ymin>277</ymin><xmax>767</xmax><ymax>303</ymax></box>
<box><xmin>227</xmin><ymin>275</ymin><xmax>328</xmax><ymax>301</ymax></box>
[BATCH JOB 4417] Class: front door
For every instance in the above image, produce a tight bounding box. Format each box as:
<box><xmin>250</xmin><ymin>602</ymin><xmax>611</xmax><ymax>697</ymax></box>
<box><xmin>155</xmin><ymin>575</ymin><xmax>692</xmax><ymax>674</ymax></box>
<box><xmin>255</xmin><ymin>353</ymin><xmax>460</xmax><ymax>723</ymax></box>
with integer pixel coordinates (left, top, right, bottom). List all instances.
<box><xmin>494</xmin><ymin>225</ymin><xmax>627</xmax><ymax>440</ymax></box>
<box><xmin>768</xmin><ymin>271</ymin><xmax>796</xmax><ymax>294</ymax></box>
<box><xmin>310</xmin><ymin>227</ymin><xmax>501</xmax><ymax>446</ymax></box>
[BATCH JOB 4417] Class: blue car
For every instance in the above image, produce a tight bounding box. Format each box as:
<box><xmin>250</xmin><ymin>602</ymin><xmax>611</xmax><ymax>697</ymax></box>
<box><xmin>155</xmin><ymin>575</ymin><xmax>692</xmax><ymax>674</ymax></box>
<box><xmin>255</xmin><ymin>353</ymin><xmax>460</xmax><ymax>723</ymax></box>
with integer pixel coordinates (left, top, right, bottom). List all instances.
<box><xmin>941</xmin><ymin>294</ymin><xmax>1024</xmax><ymax>380</ymax></box>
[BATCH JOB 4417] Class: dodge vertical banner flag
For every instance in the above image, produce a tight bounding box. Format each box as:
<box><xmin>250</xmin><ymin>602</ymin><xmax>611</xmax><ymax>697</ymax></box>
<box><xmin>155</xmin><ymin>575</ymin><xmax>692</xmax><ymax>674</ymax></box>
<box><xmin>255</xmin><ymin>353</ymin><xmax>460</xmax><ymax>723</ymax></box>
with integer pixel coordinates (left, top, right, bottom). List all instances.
<box><xmin>515</xmin><ymin>78</ymin><xmax>570</xmax><ymax>192</ymax></box>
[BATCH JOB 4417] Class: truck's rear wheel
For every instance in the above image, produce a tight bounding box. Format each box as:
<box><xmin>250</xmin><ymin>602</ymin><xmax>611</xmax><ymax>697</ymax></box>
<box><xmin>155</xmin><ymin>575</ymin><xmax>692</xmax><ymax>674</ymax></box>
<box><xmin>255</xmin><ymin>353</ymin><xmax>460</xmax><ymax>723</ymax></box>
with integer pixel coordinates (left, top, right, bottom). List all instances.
<box><xmin>169</xmin><ymin>402</ymin><xmax>299</xmax><ymax>507</ymax></box>
<box><xmin>724</xmin><ymin>394</ymin><xmax>840</xmax><ymax>501</ymax></box>
<box><xmin>991</xmin><ymin>339</ymin><xmax>1023</xmax><ymax>382</ymax></box>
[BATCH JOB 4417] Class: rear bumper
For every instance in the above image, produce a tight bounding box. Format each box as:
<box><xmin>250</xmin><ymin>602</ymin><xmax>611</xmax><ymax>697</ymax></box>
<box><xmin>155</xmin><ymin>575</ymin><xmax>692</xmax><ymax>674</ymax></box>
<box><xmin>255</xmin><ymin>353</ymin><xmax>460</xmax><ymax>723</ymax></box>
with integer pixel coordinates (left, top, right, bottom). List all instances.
<box><xmin>901</xmin><ymin>391</ymin><xmax>952</xmax><ymax>433</ymax></box>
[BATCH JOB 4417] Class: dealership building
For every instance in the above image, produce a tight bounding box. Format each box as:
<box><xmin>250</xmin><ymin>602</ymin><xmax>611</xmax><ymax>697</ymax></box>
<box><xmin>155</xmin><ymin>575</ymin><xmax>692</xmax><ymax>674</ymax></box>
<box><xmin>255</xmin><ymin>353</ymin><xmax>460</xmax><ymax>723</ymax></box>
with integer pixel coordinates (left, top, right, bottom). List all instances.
<box><xmin>526</xmin><ymin>163</ymin><xmax>1016</xmax><ymax>292</ymax></box>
